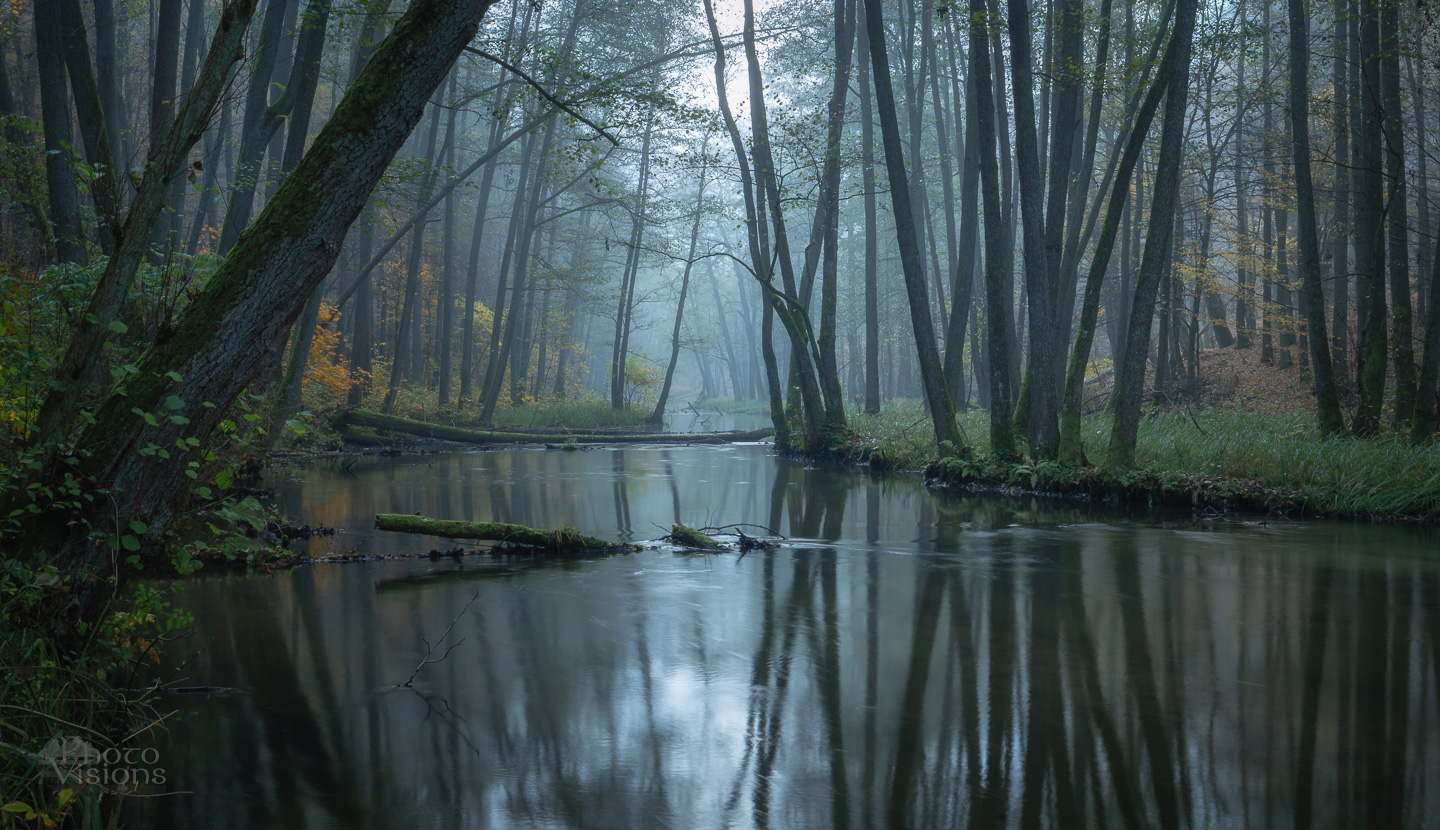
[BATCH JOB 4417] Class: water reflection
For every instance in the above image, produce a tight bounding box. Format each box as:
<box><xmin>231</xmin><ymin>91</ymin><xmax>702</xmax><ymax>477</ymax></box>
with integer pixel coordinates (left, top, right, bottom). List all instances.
<box><xmin>131</xmin><ymin>446</ymin><xmax>1440</xmax><ymax>828</ymax></box>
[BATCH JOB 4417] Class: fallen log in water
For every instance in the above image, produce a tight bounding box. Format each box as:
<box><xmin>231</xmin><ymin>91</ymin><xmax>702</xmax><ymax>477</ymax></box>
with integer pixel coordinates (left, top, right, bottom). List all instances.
<box><xmin>335</xmin><ymin>410</ymin><xmax>772</xmax><ymax>447</ymax></box>
<box><xmin>374</xmin><ymin>513</ymin><xmax>620</xmax><ymax>553</ymax></box>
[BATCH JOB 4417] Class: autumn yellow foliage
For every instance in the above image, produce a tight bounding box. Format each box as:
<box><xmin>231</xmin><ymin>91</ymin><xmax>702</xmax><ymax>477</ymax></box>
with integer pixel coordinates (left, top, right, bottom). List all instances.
<box><xmin>302</xmin><ymin>303</ymin><xmax>353</xmax><ymax>407</ymax></box>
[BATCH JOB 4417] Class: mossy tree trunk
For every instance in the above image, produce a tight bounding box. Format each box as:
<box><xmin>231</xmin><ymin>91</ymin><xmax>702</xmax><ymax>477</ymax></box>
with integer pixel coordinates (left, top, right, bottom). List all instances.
<box><xmin>374</xmin><ymin>514</ymin><xmax>618</xmax><ymax>553</ymax></box>
<box><xmin>37</xmin><ymin>0</ymin><xmax>499</xmax><ymax>616</ymax></box>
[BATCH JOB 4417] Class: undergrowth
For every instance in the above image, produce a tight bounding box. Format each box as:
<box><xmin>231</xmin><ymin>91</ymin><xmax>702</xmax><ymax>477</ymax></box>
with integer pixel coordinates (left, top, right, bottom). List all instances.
<box><xmin>847</xmin><ymin>402</ymin><xmax>1440</xmax><ymax>520</ymax></box>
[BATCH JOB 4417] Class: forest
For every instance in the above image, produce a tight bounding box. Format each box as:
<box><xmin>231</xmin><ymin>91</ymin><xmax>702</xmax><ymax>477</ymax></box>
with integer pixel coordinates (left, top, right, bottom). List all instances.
<box><xmin>2</xmin><ymin>0</ymin><xmax>1440</xmax><ymax>822</ymax></box>
<box><xmin>1</xmin><ymin>0</ymin><xmax>1438</xmax><ymax>535</ymax></box>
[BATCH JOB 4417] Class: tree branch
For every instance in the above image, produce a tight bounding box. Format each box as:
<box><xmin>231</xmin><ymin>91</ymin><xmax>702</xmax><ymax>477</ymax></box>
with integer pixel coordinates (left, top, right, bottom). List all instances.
<box><xmin>464</xmin><ymin>46</ymin><xmax>619</xmax><ymax>146</ymax></box>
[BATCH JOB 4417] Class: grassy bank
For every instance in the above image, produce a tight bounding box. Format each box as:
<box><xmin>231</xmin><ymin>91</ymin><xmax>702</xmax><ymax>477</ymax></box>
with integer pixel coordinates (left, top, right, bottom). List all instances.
<box><xmin>845</xmin><ymin>402</ymin><xmax>1440</xmax><ymax>521</ymax></box>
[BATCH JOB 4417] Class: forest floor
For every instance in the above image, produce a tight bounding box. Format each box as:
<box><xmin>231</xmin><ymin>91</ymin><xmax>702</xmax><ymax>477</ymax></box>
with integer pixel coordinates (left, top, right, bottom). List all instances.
<box><xmin>1079</xmin><ymin>347</ymin><xmax>1320</xmax><ymax>416</ymax></box>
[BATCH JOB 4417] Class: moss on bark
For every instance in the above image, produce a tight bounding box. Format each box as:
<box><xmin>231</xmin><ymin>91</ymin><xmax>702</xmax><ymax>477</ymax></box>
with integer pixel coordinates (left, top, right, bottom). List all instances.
<box><xmin>374</xmin><ymin>513</ymin><xmax>618</xmax><ymax>553</ymax></box>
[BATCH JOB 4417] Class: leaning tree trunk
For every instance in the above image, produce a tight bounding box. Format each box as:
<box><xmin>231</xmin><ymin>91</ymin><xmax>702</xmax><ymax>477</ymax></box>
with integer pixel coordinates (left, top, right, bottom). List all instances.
<box><xmin>33</xmin><ymin>0</ymin><xmax>261</xmax><ymax>449</ymax></box>
<box><xmin>1107</xmin><ymin>0</ymin><xmax>1199</xmax><ymax>468</ymax></box>
<box><xmin>1057</xmin><ymin>40</ymin><xmax>1171</xmax><ymax>463</ymax></box>
<box><xmin>32</xmin><ymin>0</ymin><xmax>499</xmax><ymax>621</ymax></box>
<box><xmin>702</xmin><ymin>0</ymin><xmax>790</xmax><ymax>449</ymax></box>
<box><xmin>863</xmin><ymin>0</ymin><xmax>963</xmax><ymax>456</ymax></box>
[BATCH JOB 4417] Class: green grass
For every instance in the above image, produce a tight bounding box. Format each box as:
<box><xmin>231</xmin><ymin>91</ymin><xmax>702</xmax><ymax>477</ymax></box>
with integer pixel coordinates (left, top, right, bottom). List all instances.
<box><xmin>846</xmin><ymin>402</ymin><xmax>1440</xmax><ymax>520</ymax></box>
<box><xmin>1126</xmin><ymin>410</ymin><xmax>1440</xmax><ymax>519</ymax></box>
<box><xmin>848</xmin><ymin>400</ymin><xmax>994</xmax><ymax>469</ymax></box>
<box><xmin>466</xmin><ymin>398</ymin><xmax>651</xmax><ymax>431</ymax></box>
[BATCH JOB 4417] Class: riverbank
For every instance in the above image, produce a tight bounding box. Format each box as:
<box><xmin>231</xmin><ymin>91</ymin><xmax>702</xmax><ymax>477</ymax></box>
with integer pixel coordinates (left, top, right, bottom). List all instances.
<box><xmin>841</xmin><ymin>403</ymin><xmax>1440</xmax><ymax>523</ymax></box>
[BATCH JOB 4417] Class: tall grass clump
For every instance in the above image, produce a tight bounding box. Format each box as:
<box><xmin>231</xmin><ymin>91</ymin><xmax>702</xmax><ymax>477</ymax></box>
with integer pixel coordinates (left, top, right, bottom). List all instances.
<box><xmin>847</xmin><ymin>400</ymin><xmax>992</xmax><ymax>468</ymax></box>
<box><xmin>1127</xmin><ymin>410</ymin><xmax>1440</xmax><ymax>518</ymax></box>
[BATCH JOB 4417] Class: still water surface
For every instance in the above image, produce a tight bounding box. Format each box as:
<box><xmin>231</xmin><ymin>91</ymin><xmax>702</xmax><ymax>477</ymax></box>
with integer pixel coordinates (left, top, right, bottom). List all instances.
<box><xmin>132</xmin><ymin>444</ymin><xmax>1440</xmax><ymax>829</ymax></box>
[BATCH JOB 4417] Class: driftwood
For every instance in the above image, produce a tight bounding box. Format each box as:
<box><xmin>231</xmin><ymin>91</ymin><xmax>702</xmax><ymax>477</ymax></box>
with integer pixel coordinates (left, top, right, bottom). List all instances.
<box><xmin>374</xmin><ymin>513</ymin><xmax>620</xmax><ymax>553</ymax></box>
<box><xmin>336</xmin><ymin>410</ymin><xmax>772</xmax><ymax>447</ymax></box>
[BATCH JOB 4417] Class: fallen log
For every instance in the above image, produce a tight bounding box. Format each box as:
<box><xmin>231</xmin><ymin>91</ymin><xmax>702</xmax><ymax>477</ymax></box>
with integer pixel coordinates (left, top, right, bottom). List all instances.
<box><xmin>335</xmin><ymin>410</ymin><xmax>772</xmax><ymax>446</ymax></box>
<box><xmin>665</xmin><ymin>524</ymin><xmax>727</xmax><ymax>550</ymax></box>
<box><xmin>374</xmin><ymin>513</ymin><xmax>620</xmax><ymax>553</ymax></box>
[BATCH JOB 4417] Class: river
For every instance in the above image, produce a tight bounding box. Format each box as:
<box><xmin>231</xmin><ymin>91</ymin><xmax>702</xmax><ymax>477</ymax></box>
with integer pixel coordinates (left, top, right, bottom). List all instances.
<box><xmin>128</xmin><ymin>441</ymin><xmax>1440</xmax><ymax>828</ymax></box>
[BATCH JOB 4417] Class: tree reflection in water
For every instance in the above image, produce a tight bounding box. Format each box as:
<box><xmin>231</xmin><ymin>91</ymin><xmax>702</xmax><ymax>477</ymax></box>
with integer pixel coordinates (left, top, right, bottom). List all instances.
<box><xmin>129</xmin><ymin>447</ymin><xmax>1440</xmax><ymax>829</ymax></box>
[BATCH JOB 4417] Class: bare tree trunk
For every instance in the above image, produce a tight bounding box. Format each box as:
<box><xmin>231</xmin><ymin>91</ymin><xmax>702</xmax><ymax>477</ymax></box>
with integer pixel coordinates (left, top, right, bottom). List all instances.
<box><xmin>34</xmin><ymin>0</ymin><xmax>86</xmax><ymax>263</ymax></box>
<box><xmin>1352</xmin><ymin>0</ymin><xmax>1389</xmax><ymax>436</ymax></box>
<box><xmin>214</xmin><ymin>0</ymin><xmax>294</xmax><ymax>255</ymax></box>
<box><xmin>702</xmin><ymin>0</ymin><xmax>789</xmax><ymax>447</ymax></box>
<box><xmin>149</xmin><ymin>0</ymin><xmax>184</xmax><ymax>254</ymax></box>
<box><xmin>57</xmin><ymin>0</ymin><xmax>120</xmax><ymax>252</ymax></box>
<box><xmin>1330</xmin><ymin>0</ymin><xmax>1349</xmax><ymax>378</ymax></box>
<box><xmin>270</xmin><ymin>0</ymin><xmax>338</xmax><ymax>424</ymax></box>
<box><xmin>437</xmin><ymin>75</ymin><xmax>458</xmax><ymax>407</ymax></box>
<box><xmin>941</xmin><ymin>21</ymin><xmax>976</xmax><ymax>411</ymax></box>
<box><xmin>1288</xmin><ymin>0</ymin><xmax>1346</xmax><ymax>434</ymax></box>
<box><xmin>1107</xmin><ymin>0</ymin><xmax>1199</xmax><ymax>467</ymax></box>
<box><xmin>610</xmin><ymin>116</ymin><xmax>654</xmax><ymax>410</ymax></box>
<box><xmin>968</xmin><ymin>0</ymin><xmax>1015</xmax><ymax>456</ymax></box>
<box><xmin>649</xmin><ymin>155</ymin><xmax>710</xmax><ymax>425</ymax></box>
<box><xmin>380</xmin><ymin>93</ymin><xmax>445</xmax><ymax>414</ymax></box>
<box><xmin>1381</xmin><ymin>0</ymin><xmax>1415</xmax><ymax>424</ymax></box>
<box><xmin>348</xmin><ymin>210</ymin><xmax>375</xmax><ymax>406</ymax></box>
<box><xmin>863</xmin><ymin>0</ymin><xmax>963</xmax><ymax>455</ymax></box>
<box><xmin>94</xmin><ymin>0</ymin><xmax>124</xmax><ymax>184</ymax></box>
<box><xmin>859</xmin><ymin>18</ymin><xmax>881</xmax><ymax>415</ymax></box>
<box><xmin>1058</xmin><ymin>44</ymin><xmax>1171</xmax><ymax>462</ymax></box>
<box><xmin>745</xmin><ymin>0</ymin><xmax>828</xmax><ymax>445</ymax></box>
<box><xmin>1413</xmin><ymin>58</ymin><xmax>1431</xmax><ymax>336</ymax></box>
<box><xmin>1414</xmin><ymin>216</ymin><xmax>1440</xmax><ymax>438</ymax></box>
